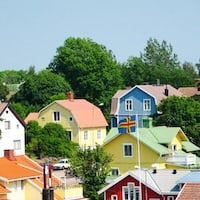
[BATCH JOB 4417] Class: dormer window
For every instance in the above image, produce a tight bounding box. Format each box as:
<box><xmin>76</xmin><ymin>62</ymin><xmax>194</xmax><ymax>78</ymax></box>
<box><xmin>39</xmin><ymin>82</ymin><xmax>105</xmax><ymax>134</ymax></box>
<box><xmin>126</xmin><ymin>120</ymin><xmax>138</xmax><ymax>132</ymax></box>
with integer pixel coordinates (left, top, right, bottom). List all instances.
<box><xmin>171</xmin><ymin>144</ymin><xmax>177</xmax><ymax>151</ymax></box>
<box><xmin>125</xmin><ymin>99</ymin><xmax>133</xmax><ymax>111</ymax></box>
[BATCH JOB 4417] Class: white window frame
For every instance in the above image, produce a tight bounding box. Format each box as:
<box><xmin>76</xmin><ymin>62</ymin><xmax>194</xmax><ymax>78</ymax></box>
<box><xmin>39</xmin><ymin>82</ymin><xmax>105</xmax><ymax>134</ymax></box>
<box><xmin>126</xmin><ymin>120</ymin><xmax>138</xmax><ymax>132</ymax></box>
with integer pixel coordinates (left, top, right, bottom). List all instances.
<box><xmin>97</xmin><ymin>129</ymin><xmax>101</xmax><ymax>139</ymax></box>
<box><xmin>123</xmin><ymin>143</ymin><xmax>133</xmax><ymax>157</ymax></box>
<box><xmin>68</xmin><ymin>116</ymin><xmax>73</xmax><ymax>122</ymax></box>
<box><xmin>84</xmin><ymin>130</ymin><xmax>88</xmax><ymax>140</ymax></box>
<box><xmin>171</xmin><ymin>144</ymin><xmax>177</xmax><ymax>151</ymax></box>
<box><xmin>53</xmin><ymin>111</ymin><xmax>60</xmax><ymax>122</ymax></box>
<box><xmin>143</xmin><ymin>99</ymin><xmax>151</xmax><ymax>111</ymax></box>
<box><xmin>5</xmin><ymin>121</ymin><xmax>11</xmax><ymax>129</ymax></box>
<box><xmin>14</xmin><ymin>140</ymin><xmax>21</xmax><ymax>150</ymax></box>
<box><xmin>111</xmin><ymin>195</ymin><xmax>118</xmax><ymax>200</ymax></box>
<box><xmin>122</xmin><ymin>186</ymin><xmax>129</xmax><ymax>200</ymax></box>
<box><xmin>167</xmin><ymin>196</ymin><xmax>174</xmax><ymax>200</ymax></box>
<box><xmin>111</xmin><ymin>168</ymin><xmax>120</xmax><ymax>176</ymax></box>
<box><xmin>125</xmin><ymin>99</ymin><xmax>133</xmax><ymax>111</ymax></box>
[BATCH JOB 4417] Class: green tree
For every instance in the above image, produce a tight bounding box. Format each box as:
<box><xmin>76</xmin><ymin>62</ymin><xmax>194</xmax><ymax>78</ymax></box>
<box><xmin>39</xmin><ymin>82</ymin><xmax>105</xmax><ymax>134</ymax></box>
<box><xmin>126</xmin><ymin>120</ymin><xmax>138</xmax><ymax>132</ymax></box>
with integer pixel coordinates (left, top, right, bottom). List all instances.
<box><xmin>11</xmin><ymin>69</ymin><xmax>71</xmax><ymax>108</ymax></box>
<box><xmin>153</xmin><ymin>96</ymin><xmax>200</xmax><ymax>145</ymax></box>
<box><xmin>70</xmin><ymin>145</ymin><xmax>112</xmax><ymax>200</ymax></box>
<box><xmin>48</xmin><ymin>37</ymin><xmax>124</xmax><ymax>119</ymax></box>
<box><xmin>139</xmin><ymin>38</ymin><xmax>198</xmax><ymax>88</ymax></box>
<box><xmin>0</xmin><ymin>82</ymin><xmax>9</xmax><ymax>101</ymax></box>
<box><xmin>26</xmin><ymin>122</ymin><xmax>78</xmax><ymax>158</ymax></box>
<box><xmin>0</xmin><ymin>70</ymin><xmax>26</xmax><ymax>84</ymax></box>
<box><xmin>122</xmin><ymin>56</ymin><xmax>148</xmax><ymax>87</ymax></box>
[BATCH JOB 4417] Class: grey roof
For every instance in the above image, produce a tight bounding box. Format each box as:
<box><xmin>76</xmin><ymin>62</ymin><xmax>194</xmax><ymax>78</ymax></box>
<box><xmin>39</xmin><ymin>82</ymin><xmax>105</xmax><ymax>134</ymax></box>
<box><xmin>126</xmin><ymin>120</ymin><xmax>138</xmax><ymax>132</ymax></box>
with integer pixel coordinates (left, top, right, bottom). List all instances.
<box><xmin>177</xmin><ymin>171</ymin><xmax>200</xmax><ymax>183</ymax></box>
<box><xmin>99</xmin><ymin>169</ymin><xmax>190</xmax><ymax>195</ymax></box>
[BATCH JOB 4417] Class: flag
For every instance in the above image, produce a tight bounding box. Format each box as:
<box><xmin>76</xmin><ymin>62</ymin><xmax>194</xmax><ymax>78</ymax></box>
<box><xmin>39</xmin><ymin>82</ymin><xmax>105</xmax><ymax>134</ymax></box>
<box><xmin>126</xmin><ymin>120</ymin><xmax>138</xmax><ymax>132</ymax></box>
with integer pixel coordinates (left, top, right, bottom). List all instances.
<box><xmin>118</xmin><ymin>115</ymin><xmax>136</xmax><ymax>134</ymax></box>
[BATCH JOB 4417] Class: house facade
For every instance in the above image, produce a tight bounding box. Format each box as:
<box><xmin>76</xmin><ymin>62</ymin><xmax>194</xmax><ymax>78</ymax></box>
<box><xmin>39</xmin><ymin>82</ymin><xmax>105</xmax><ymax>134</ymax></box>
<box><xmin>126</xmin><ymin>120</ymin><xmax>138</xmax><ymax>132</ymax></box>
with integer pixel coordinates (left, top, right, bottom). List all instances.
<box><xmin>0</xmin><ymin>102</ymin><xmax>86</xmax><ymax>200</ymax></box>
<box><xmin>110</xmin><ymin>84</ymin><xmax>183</xmax><ymax>128</ymax></box>
<box><xmin>103</xmin><ymin>123</ymin><xmax>200</xmax><ymax>176</ymax></box>
<box><xmin>98</xmin><ymin>169</ymin><xmax>190</xmax><ymax>200</ymax></box>
<box><xmin>25</xmin><ymin>92</ymin><xmax>108</xmax><ymax>148</ymax></box>
<box><xmin>0</xmin><ymin>103</ymin><xmax>26</xmax><ymax>157</ymax></box>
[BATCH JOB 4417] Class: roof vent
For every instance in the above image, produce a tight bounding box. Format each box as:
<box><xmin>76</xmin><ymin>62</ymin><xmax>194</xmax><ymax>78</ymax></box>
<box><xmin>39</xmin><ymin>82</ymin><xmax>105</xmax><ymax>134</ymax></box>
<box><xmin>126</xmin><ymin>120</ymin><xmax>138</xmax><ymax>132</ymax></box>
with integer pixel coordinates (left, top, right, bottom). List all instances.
<box><xmin>172</xmin><ymin>169</ymin><xmax>177</xmax><ymax>174</ymax></box>
<box><xmin>152</xmin><ymin>168</ymin><xmax>157</xmax><ymax>174</ymax></box>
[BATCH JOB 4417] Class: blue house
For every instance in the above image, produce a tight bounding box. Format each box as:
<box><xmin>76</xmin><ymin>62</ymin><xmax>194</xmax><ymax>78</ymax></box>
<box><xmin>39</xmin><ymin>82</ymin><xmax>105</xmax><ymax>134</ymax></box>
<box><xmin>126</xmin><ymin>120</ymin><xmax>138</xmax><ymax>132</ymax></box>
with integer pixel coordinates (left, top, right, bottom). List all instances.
<box><xmin>110</xmin><ymin>84</ymin><xmax>183</xmax><ymax>128</ymax></box>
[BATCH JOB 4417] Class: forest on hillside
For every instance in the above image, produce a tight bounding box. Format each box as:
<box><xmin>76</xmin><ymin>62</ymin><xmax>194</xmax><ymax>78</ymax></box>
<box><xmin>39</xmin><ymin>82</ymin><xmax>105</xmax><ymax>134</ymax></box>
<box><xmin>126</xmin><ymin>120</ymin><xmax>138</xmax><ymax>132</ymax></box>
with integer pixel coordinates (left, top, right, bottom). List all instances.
<box><xmin>0</xmin><ymin>37</ymin><xmax>200</xmax><ymax>148</ymax></box>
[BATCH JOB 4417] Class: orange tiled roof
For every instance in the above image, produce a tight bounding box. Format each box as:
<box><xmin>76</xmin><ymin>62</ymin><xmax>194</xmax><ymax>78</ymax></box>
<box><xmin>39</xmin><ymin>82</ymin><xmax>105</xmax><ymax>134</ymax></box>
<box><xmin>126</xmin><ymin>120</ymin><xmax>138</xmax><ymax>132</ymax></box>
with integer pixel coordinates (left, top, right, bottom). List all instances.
<box><xmin>0</xmin><ymin>102</ymin><xmax>7</xmax><ymax>114</ymax></box>
<box><xmin>56</xmin><ymin>99</ymin><xmax>108</xmax><ymax>128</ymax></box>
<box><xmin>178</xmin><ymin>87</ymin><xmax>200</xmax><ymax>97</ymax></box>
<box><xmin>24</xmin><ymin>112</ymin><xmax>39</xmax><ymax>124</ymax></box>
<box><xmin>0</xmin><ymin>157</ymin><xmax>42</xmax><ymax>181</ymax></box>
<box><xmin>176</xmin><ymin>183</ymin><xmax>200</xmax><ymax>200</ymax></box>
<box><xmin>0</xmin><ymin>184</ymin><xmax>10</xmax><ymax>194</ymax></box>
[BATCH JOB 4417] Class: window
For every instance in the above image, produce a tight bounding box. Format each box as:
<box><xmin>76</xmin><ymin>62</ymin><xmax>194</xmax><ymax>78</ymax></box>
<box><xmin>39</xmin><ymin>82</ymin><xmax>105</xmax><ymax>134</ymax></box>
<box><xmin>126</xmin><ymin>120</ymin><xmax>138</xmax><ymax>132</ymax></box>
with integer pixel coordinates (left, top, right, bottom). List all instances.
<box><xmin>123</xmin><ymin>183</ymin><xmax>140</xmax><ymax>200</ymax></box>
<box><xmin>123</xmin><ymin>186</ymin><xmax>129</xmax><ymax>200</ymax></box>
<box><xmin>123</xmin><ymin>143</ymin><xmax>133</xmax><ymax>157</ymax></box>
<box><xmin>53</xmin><ymin>111</ymin><xmax>60</xmax><ymax>121</ymax></box>
<box><xmin>143</xmin><ymin>99</ymin><xmax>151</xmax><ymax>111</ymax></box>
<box><xmin>84</xmin><ymin>131</ymin><xmax>88</xmax><ymax>140</ymax></box>
<box><xmin>111</xmin><ymin>195</ymin><xmax>118</xmax><ymax>200</ymax></box>
<box><xmin>111</xmin><ymin>168</ymin><xmax>119</xmax><ymax>176</ymax></box>
<box><xmin>21</xmin><ymin>180</ymin><xmax>24</xmax><ymax>190</ymax></box>
<box><xmin>13</xmin><ymin>181</ymin><xmax>18</xmax><ymax>191</ymax></box>
<box><xmin>68</xmin><ymin>116</ymin><xmax>73</xmax><ymax>122</ymax></box>
<box><xmin>97</xmin><ymin>129</ymin><xmax>101</xmax><ymax>139</ymax></box>
<box><xmin>171</xmin><ymin>144</ymin><xmax>177</xmax><ymax>151</ymax></box>
<box><xmin>125</xmin><ymin>99</ymin><xmax>133</xmax><ymax>111</ymax></box>
<box><xmin>5</xmin><ymin>121</ymin><xmax>11</xmax><ymax>129</ymax></box>
<box><xmin>14</xmin><ymin>140</ymin><xmax>21</xmax><ymax>150</ymax></box>
<box><xmin>167</xmin><ymin>197</ymin><xmax>174</xmax><ymax>200</ymax></box>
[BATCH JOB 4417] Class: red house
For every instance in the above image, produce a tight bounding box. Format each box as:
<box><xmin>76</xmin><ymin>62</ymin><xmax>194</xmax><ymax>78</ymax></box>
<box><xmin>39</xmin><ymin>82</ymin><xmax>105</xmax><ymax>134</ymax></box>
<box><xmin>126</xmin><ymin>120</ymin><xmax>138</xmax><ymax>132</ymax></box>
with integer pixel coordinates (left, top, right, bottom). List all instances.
<box><xmin>98</xmin><ymin>169</ymin><xmax>190</xmax><ymax>200</ymax></box>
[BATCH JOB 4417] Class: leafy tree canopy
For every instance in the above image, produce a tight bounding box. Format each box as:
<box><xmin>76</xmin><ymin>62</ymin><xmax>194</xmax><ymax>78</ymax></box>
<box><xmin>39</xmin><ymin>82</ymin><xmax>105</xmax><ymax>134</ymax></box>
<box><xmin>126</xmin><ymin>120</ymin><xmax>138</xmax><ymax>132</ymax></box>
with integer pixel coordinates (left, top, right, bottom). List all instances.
<box><xmin>48</xmin><ymin>37</ymin><xmax>124</xmax><ymax>119</ymax></box>
<box><xmin>11</xmin><ymin>69</ymin><xmax>71</xmax><ymax>107</ymax></box>
<box><xmin>0</xmin><ymin>82</ymin><xmax>9</xmax><ymax>101</ymax></box>
<box><xmin>153</xmin><ymin>96</ymin><xmax>200</xmax><ymax>145</ymax></box>
<box><xmin>70</xmin><ymin>145</ymin><xmax>112</xmax><ymax>200</ymax></box>
<box><xmin>26</xmin><ymin>121</ymin><xmax>78</xmax><ymax>158</ymax></box>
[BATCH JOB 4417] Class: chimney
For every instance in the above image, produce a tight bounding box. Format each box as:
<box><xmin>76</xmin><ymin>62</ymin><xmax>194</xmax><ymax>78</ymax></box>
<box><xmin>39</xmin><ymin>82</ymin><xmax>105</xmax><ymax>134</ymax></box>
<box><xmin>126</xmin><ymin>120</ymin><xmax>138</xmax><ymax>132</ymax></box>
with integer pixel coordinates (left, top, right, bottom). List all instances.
<box><xmin>4</xmin><ymin>149</ymin><xmax>16</xmax><ymax>161</ymax></box>
<box><xmin>67</xmin><ymin>91</ymin><xmax>74</xmax><ymax>101</ymax></box>
<box><xmin>164</xmin><ymin>85</ymin><xmax>169</xmax><ymax>96</ymax></box>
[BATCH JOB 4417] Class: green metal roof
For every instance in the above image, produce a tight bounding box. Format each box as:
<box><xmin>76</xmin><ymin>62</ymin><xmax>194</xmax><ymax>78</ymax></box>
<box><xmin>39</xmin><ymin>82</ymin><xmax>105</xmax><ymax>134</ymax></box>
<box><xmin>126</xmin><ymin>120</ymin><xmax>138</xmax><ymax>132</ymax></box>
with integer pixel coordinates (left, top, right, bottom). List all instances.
<box><xmin>103</xmin><ymin>126</ymin><xmax>199</xmax><ymax>157</ymax></box>
<box><xmin>182</xmin><ymin>141</ymin><xmax>200</xmax><ymax>152</ymax></box>
<box><xmin>148</xmin><ymin>126</ymin><xmax>183</xmax><ymax>144</ymax></box>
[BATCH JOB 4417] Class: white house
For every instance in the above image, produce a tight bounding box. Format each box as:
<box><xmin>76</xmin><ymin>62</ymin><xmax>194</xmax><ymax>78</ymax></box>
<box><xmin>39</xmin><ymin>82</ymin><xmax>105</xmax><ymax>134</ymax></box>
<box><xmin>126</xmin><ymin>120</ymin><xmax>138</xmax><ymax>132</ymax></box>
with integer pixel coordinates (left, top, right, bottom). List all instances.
<box><xmin>0</xmin><ymin>102</ymin><xmax>26</xmax><ymax>157</ymax></box>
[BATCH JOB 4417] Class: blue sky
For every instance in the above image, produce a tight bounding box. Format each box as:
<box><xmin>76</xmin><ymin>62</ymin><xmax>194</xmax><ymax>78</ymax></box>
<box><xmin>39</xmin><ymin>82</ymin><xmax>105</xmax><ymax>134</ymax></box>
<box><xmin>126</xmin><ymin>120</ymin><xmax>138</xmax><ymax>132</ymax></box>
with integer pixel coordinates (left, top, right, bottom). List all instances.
<box><xmin>0</xmin><ymin>1</ymin><xmax>200</xmax><ymax>71</ymax></box>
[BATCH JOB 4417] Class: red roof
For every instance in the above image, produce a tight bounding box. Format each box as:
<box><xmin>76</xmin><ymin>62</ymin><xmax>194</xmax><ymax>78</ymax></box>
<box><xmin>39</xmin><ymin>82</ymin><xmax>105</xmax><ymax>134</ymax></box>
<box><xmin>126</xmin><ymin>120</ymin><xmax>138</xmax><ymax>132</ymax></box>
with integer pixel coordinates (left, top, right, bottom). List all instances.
<box><xmin>178</xmin><ymin>87</ymin><xmax>200</xmax><ymax>97</ymax></box>
<box><xmin>176</xmin><ymin>183</ymin><xmax>200</xmax><ymax>200</ymax></box>
<box><xmin>56</xmin><ymin>99</ymin><xmax>108</xmax><ymax>128</ymax></box>
<box><xmin>24</xmin><ymin>112</ymin><xmax>39</xmax><ymax>124</ymax></box>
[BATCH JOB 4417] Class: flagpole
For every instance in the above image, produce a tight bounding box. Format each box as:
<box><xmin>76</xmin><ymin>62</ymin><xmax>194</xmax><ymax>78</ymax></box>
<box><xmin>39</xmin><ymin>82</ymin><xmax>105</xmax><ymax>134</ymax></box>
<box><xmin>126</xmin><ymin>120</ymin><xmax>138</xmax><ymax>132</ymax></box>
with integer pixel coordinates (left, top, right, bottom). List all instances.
<box><xmin>136</xmin><ymin>114</ymin><xmax>142</xmax><ymax>200</ymax></box>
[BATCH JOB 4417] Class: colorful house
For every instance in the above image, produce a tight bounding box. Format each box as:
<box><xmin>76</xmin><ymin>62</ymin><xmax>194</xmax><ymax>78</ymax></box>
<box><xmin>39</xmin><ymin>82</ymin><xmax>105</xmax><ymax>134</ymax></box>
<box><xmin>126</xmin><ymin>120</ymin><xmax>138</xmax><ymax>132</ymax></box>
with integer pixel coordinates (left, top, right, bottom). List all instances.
<box><xmin>103</xmin><ymin>121</ymin><xmax>200</xmax><ymax>176</ymax></box>
<box><xmin>98</xmin><ymin>168</ymin><xmax>191</xmax><ymax>200</ymax></box>
<box><xmin>0</xmin><ymin>149</ymin><xmax>85</xmax><ymax>200</ymax></box>
<box><xmin>110</xmin><ymin>84</ymin><xmax>183</xmax><ymax>128</ymax></box>
<box><xmin>0</xmin><ymin>102</ymin><xmax>86</xmax><ymax>200</ymax></box>
<box><xmin>25</xmin><ymin>91</ymin><xmax>108</xmax><ymax>148</ymax></box>
<box><xmin>0</xmin><ymin>102</ymin><xmax>26</xmax><ymax>157</ymax></box>
<box><xmin>178</xmin><ymin>78</ymin><xmax>200</xmax><ymax>97</ymax></box>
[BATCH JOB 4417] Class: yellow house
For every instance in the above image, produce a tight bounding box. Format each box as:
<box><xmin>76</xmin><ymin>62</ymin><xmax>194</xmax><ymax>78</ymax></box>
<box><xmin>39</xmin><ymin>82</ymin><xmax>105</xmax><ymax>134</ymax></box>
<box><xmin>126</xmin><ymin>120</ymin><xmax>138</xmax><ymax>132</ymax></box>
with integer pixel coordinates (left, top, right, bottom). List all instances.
<box><xmin>25</xmin><ymin>92</ymin><xmax>108</xmax><ymax>148</ymax></box>
<box><xmin>103</xmin><ymin>125</ymin><xmax>200</xmax><ymax>176</ymax></box>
